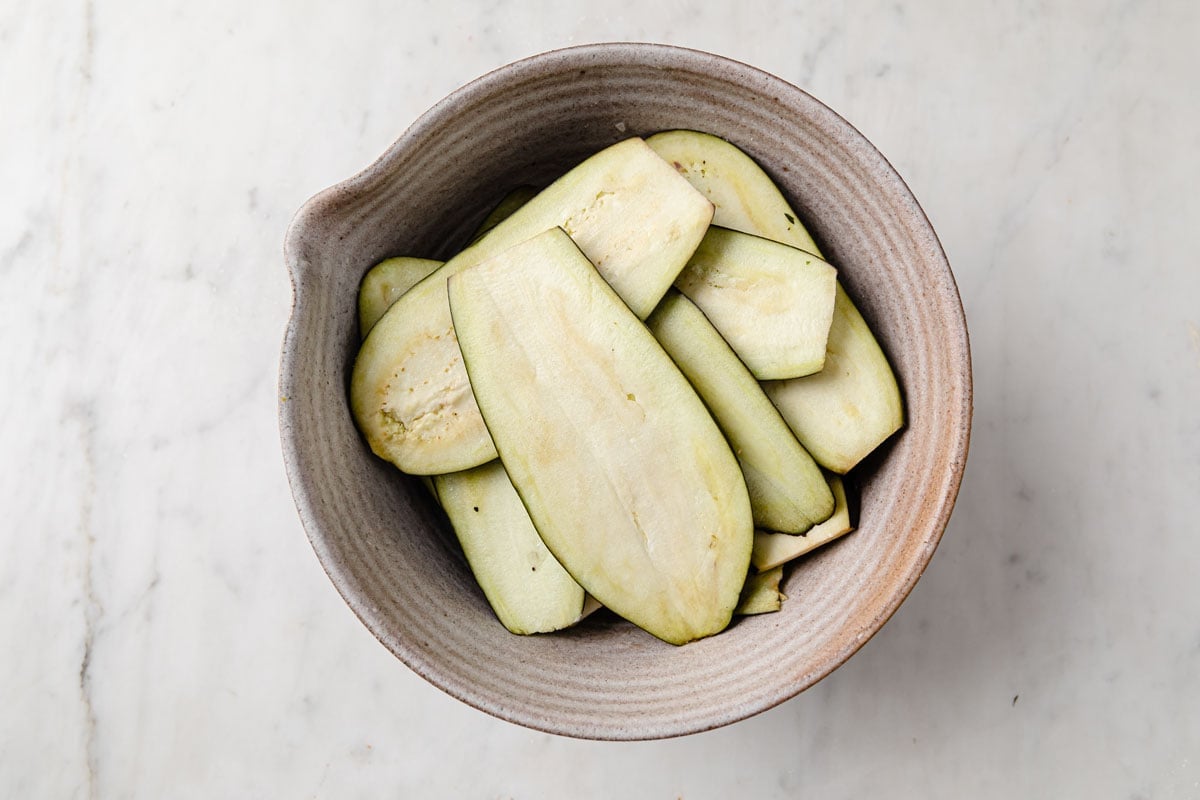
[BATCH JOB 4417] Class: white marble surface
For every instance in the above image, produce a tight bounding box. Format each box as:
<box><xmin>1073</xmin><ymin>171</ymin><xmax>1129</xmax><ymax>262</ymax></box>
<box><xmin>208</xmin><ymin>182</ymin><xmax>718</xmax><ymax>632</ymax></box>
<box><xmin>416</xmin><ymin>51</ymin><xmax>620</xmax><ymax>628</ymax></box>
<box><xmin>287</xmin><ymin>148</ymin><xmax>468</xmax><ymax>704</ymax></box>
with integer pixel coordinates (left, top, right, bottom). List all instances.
<box><xmin>3</xmin><ymin>1</ymin><xmax>1199</xmax><ymax>796</ymax></box>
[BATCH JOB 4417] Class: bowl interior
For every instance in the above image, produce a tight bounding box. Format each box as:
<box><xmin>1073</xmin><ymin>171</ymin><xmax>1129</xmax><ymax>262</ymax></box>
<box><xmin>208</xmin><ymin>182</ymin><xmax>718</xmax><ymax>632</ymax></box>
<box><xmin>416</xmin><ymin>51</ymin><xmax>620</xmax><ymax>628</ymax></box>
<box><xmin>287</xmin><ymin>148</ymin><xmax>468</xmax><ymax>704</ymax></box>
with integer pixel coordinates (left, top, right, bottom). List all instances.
<box><xmin>280</xmin><ymin>43</ymin><xmax>970</xmax><ymax>740</ymax></box>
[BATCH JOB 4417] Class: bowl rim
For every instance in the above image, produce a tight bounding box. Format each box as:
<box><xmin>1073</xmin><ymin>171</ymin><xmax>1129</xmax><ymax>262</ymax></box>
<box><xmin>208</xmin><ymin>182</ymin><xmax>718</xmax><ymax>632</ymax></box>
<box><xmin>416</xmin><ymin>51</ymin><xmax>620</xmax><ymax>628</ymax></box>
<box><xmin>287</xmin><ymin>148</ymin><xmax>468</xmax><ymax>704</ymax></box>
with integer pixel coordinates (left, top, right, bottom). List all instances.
<box><xmin>280</xmin><ymin>41</ymin><xmax>972</xmax><ymax>739</ymax></box>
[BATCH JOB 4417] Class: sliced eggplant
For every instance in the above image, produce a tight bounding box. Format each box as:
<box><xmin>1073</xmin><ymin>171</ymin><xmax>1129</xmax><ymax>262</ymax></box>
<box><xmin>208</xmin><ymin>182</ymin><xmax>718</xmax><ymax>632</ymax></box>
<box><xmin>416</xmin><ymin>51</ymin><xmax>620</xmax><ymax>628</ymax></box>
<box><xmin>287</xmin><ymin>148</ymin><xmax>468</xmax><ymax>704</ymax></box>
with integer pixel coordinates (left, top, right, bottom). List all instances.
<box><xmin>448</xmin><ymin>228</ymin><xmax>752</xmax><ymax>646</ymax></box>
<box><xmin>762</xmin><ymin>286</ymin><xmax>904</xmax><ymax>473</ymax></box>
<box><xmin>357</xmin><ymin>257</ymin><xmax>444</xmax><ymax>339</ymax></box>
<box><xmin>435</xmin><ymin>461</ymin><xmax>585</xmax><ymax>634</ymax></box>
<box><xmin>646</xmin><ymin>129</ymin><xmax>822</xmax><ymax>255</ymax></box>
<box><xmin>735</xmin><ymin>566</ymin><xmax>785</xmax><ymax>615</ymax></box>
<box><xmin>674</xmin><ymin>226</ymin><xmax>837</xmax><ymax>379</ymax></box>
<box><xmin>350</xmin><ymin>137</ymin><xmax>713</xmax><ymax>475</ymax></box>
<box><xmin>646</xmin><ymin>290</ymin><xmax>833</xmax><ymax>533</ymax></box>
<box><xmin>648</xmin><ymin>129</ymin><xmax>903</xmax><ymax>472</ymax></box>
<box><xmin>751</xmin><ymin>475</ymin><xmax>854</xmax><ymax>572</ymax></box>
<box><xmin>357</xmin><ymin>189</ymin><xmax>531</xmax><ymax>343</ymax></box>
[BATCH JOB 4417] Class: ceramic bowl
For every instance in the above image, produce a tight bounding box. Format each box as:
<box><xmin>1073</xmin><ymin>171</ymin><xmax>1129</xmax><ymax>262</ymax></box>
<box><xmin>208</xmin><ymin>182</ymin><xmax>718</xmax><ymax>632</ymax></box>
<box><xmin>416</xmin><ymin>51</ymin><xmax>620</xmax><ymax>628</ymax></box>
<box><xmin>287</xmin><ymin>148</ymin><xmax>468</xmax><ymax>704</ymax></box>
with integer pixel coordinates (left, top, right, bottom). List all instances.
<box><xmin>279</xmin><ymin>43</ymin><xmax>971</xmax><ymax>739</ymax></box>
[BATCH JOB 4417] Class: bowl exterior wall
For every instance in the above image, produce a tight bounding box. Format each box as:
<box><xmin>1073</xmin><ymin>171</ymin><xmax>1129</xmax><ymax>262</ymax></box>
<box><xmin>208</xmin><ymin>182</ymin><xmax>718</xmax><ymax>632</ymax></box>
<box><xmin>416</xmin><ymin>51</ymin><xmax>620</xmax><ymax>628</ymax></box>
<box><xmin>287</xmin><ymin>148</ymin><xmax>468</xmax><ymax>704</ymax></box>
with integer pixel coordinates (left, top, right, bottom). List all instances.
<box><xmin>280</xmin><ymin>43</ymin><xmax>971</xmax><ymax>739</ymax></box>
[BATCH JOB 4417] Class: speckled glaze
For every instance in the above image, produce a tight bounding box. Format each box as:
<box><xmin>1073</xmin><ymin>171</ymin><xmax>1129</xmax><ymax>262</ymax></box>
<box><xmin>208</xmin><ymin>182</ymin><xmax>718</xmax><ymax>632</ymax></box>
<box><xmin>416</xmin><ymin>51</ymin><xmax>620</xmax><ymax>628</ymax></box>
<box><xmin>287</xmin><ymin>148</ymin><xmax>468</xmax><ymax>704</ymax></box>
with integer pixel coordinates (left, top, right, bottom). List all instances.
<box><xmin>279</xmin><ymin>43</ymin><xmax>971</xmax><ymax>740</ymax></box>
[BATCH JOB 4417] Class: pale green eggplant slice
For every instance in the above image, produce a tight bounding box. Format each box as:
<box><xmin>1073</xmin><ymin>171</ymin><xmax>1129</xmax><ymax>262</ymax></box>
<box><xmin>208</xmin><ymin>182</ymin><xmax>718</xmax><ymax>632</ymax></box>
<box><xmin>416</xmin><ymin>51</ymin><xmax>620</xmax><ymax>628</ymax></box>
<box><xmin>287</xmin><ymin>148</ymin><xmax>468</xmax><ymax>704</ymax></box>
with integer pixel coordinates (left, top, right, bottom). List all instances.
<box><xmin>735</xmin><ymin>566</ymin><xmax>785</xmax><ymax>615</ymax></box>
<box><xmin>357</xmin><ymin>257</ymin><xmax>444</xmax><ymax>339</ymax></box>
<box><xmin>448</xmin><ymin>228</ymin><xmax>752</xmax><ymax>646</ymax></box>
<box><xmin>675</xmin><ymin>226</ymin><xmax>837</xmax><ymax>380</ymax></box>
<box><xmin>648</xmin><ymin>129</ymin><xmax>904</xmax><ymax>472</ymax></box>
<box><xmin>350</xmin><ymin>137</ymin><xmax>713</xmax><ymax>475</ymax></box>
<box><xmin>646</xmin><ymin>129</ymin><xmax>822</xmax><ymax>255</ymax></box>
<box><xmin>762</xmin><ymin>286</ymin><xmax>904</xmax><ymax>473</ymax></box>
<box><xmin>751</xmin><ymin>475</ymin><xmax>854</xmax><ymax>572</ymax></box>
<box><xmin>646</xmin><ymin>290</ymin><xmax>833</xmax><ymax>533</ymax></box>
<box><xmin>356</xmin><ymin>189</ymin><xmax>529</xmax><ymax>343</ymax></box>
<box><xmin>435</xmin><ymin>461</ymin><xmax>586</xmax><ymax>634</ymax></box>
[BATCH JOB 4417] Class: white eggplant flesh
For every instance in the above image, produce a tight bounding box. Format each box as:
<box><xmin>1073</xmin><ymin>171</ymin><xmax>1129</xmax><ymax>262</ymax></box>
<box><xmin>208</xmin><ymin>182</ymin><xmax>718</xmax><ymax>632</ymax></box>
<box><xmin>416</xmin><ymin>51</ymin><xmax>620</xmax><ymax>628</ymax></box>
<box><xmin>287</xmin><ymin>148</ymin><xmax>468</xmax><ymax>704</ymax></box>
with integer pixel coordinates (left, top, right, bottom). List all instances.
<box><xmin>471</xmin><ymin>186</ymin><xmax>540</xmax><ymax>243</ymax></box>
<box><xmin>648</xmin><ymin>129</ymin><xmax>903</xmax><ymax>472</ymax></box>
<box><xmin>751</xmin><ymin>476</ymin><xmax>854</xmax><ymax>572</ymax></box>
<box><xmin>735</xmin><ymin>566</ymin><xmax>785</xmax><ymax>615</ymax></box>
<box><xmin>646</xmin><ymin>290</ymin><xmax>833</xmax><ymax>533</ymax></box>
<box><xmin>357</xmin><ymin>256</ymin><xmax>444</xmax><ymax>339</ymax></box>
<box><xmin>448</xmin><ymin>228</ymin><xmax>752</xmax><ymax>646</ymax></box>
<box><xmin>675</xmin><ymin>226</ymin><xmax>837</xmax><ymax>380</ymax></box>
<box><xmin>764</xmin><ymin>286</ymin><xmax>904</xmax><ymax>473</ymax></box>
<box><xmin>646</xmin><ymin>130</ymin><xmax>822</xmax><ymax>254</ymax></box>
<box><xmin>435</xmin><ymin>461</ymin><xmax>586</xmax><ymax>635</ymax></box>
<box><xmin>350</xmin><ymin>137</ymin><xmax>713</xmax><ymax>475</ymax></box>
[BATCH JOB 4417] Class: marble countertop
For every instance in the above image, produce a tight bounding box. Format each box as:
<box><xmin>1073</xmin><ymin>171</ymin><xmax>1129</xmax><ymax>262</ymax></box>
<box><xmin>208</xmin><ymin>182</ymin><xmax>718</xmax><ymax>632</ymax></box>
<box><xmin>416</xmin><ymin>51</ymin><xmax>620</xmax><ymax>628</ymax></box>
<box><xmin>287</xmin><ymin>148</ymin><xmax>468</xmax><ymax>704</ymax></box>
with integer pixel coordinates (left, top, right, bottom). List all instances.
<box><xmin>4</xmin><ymin>1</ymin><xmax>1198</xmax><ymax>797</ymax></box>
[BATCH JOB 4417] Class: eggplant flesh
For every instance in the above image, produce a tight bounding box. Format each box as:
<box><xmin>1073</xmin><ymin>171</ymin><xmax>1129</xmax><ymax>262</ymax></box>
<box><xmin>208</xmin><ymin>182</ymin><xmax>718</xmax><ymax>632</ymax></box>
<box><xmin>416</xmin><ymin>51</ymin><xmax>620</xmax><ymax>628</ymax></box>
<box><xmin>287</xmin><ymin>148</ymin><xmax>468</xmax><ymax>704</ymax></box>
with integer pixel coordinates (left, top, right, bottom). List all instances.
<box><xmin>350</xmin><ymin>137</ymin><xmax>713</xmax><ymax>475</ymax></box>
<box><xmin>646</xmin><ymin>290</ymin><xmax>833</xmax><ymax>533</ymax></box>
<box><xmin>647</xmin><ymin>129</ymin><xmax>903</xmax><ymax>473</ymax></box>
<box><xmin>448</xmin><ymin>228</ymin><xmax>752</xmax><ymax>646</ymax></box>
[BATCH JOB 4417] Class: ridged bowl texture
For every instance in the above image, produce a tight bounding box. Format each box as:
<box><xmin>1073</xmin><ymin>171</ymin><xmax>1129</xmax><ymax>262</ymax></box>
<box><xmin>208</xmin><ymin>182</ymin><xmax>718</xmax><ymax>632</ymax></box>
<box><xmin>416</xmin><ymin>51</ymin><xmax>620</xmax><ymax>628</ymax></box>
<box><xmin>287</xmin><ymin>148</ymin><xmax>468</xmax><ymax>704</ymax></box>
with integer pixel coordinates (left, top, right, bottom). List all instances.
<box><xmin>280</xmin><ymin>43</ymin><xmax>971</xmax><ymax>740</ymax></box>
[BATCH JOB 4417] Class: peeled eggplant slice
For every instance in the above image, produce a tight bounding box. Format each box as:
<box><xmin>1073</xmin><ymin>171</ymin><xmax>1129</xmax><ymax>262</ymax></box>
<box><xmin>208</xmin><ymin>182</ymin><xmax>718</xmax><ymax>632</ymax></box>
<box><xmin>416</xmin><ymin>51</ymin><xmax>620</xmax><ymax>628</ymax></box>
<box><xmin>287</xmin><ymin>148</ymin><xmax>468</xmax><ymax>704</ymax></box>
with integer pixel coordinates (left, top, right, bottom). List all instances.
<box><xmin>448</xmin><ymin>228</ymin><xmax>752</xmax><ymax>646</ymax></box>
<box><xmin>674</xmin><ymin>226</ymin><xmax>837</xmax><ymax>380</ymax></box>
<box><xmin>646</xmin><ymin>129</ymin><xmax>822</xmax><ymax>255</ymax></box>
<box><xmin>357</xmin><ymin>257</ymin><xmax>444</xmax><ymax>339</ymax></box>
<box><xmin>751</xmin><ymin>475</ymin><xmax>854</xmax><ymax>572</ymax></box>
<box><xmin>647</xmin><ymin>129</ymin><xmax>903</xmax><ymax>472</ymax></box>
<box><xmin>435</xmin><ymin>461</ymin><xmax>585</xmax><ymax>634</ymax></box>
<box><xmin>735</xmin><ymin>566</ymin><xmax>785</xmax><ymax>615</ymax></box>
<box><xmin>350</xmin><ymin>137</ymin><xmax>713</xmax><ymax>475</ymax></box>
<box><xmin>763</xmin><ymin>288</ymin><xmax>904</xmax><ymax>472</ymax></box>
<box><xmin>646</xmin><ymin>290</ymin><xmax>833</xmax><ymax>533</ymax></box>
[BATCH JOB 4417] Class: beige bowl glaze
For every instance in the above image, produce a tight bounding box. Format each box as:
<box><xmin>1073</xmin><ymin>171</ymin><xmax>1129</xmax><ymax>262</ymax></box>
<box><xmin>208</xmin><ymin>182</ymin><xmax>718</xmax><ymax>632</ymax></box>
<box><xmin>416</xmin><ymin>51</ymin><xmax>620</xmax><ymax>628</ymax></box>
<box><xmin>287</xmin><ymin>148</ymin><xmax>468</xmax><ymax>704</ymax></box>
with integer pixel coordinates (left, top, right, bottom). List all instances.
<box><xmin>280</xmin><ymin>43</ymin><xmax>971</xmax><ymax>740</ymax></box>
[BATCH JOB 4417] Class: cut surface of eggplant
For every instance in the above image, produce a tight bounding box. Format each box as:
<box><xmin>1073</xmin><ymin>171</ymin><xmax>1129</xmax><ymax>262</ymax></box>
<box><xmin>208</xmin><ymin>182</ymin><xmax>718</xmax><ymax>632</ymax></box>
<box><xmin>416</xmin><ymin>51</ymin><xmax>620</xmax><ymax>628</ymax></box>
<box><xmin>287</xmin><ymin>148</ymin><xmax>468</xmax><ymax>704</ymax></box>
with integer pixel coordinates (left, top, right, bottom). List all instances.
<box><xmin>646</xmin><ymin>130</ymin><xmax>822</xmax><ymax>254</ymax></box>
<box><xmin>648</xmin><ymin>129</ymin><xmax>903</xmax><ymax>472</ymax></box>
<box><xmin>448</xmin><ymin>228</ymin><xmax>752</xmax><ymax>646</ymax></box>
<box><xmin>435</xmin><ymin>461</ymin><xmax>585</xmax><ymax>635</ymax></box>
<box><xmin>350</xmin><ymin>137</ymin><xmax>713</xmax><ymax>475</ymax></box>
<box><xmin>763</xmin><ymin>287</ymin><xmax>904</xmax><ymax>473</ymax></box>
<box><xmin>751</xmin><ymin>475</ymin><xmax>854</xmax><ymax>572</ymax></box>
<box><xmin>646</xmin><ymin>290</ymin><xmax>833</xmax><ymax>533</ymax></box>
<box><xmin>471</xmin><ymin>186</ymin><xmax>540</xmax><ymax>243</ymax></box>
<box><xmin>357</xmin><ymin>256</ymin><xmax>443</xmax><ymax>339</ymax></box>
<box><xmin>675</xmin><ymin>226</ymin><xmax>837</xmax><ymax>380</ymax></box>
<box><xmin>735</xmin><ymin>566</ymin><xmax>785</xmax><ymax>615</ymax></box>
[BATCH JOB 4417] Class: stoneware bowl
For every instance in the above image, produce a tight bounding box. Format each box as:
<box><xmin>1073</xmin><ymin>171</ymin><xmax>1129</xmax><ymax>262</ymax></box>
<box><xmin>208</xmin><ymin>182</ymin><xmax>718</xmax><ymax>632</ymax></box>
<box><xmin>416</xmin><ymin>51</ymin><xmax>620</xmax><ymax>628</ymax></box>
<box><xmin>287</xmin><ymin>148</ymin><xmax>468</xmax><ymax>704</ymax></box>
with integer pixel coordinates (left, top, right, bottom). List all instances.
<box><xmin>280</xmin><ymin>43</ymin><xmax>971</xmax><ymax>740</ymax></box>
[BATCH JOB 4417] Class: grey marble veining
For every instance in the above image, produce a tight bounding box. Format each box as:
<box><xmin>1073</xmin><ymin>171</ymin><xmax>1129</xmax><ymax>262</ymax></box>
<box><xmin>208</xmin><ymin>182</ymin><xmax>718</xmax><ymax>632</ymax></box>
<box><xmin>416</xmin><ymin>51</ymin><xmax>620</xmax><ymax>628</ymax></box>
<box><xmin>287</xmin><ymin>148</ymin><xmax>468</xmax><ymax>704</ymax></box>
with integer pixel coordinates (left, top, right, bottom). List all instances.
<box><xmin>3</xmin><ymin>0</ymin><xmax>1198</xmax><ymax>797</ymax></box>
